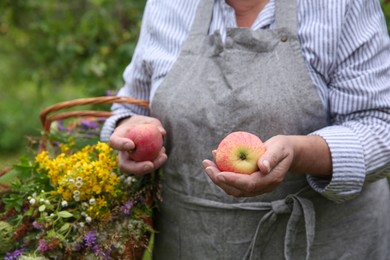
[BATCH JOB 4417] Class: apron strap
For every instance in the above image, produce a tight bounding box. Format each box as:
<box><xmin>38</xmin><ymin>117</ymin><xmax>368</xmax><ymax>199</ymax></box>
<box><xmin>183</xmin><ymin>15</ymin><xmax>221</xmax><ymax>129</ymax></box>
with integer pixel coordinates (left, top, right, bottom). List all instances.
<box><xmin>182</xmin><ymin>0</ymin><xmax>215</xmax><ymax>53</ymax></box>
<box><xmin>242</xmin><ymin>194</ymin><xmax>315</xmax><ymax>260</ymax></box>
<box><xmin>183</xmin><ymin>0</ymin><xmax>299</xmax><ymax>53</ymax></box>
<box><xmin>167</xmin><ymin>185</ymin><xmax>315</xmax><ymax>260</ymax></box>
<box><xmin>275</xmin><ymin>0</ymin><xmax>298</xmax><ymax>33</ymax></box>
<box><xmin>284</xmin><ymin>195</ymin><xmax>315</xmax><ymax>260</ymax></box>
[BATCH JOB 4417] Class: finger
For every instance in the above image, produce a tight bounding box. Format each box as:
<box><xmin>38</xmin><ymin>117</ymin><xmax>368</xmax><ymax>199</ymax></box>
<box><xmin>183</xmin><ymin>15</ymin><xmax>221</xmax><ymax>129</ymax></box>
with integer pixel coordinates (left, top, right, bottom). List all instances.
<box><xmin>118</xmin><ymin>151</ymin><xmax>154</xmax><ymax>176</ymax></box>
<box><xmin>157</xmin><ymin>125</ymin><xmax>167</xmax><ymax>136</ymax></box>
<box><xmin>217</xmin><ymin>171</ymin><xmax>266</xmax><ymax>195</ymax></box>
<box><xmin>203</xmin><ymin>163</ymin><xmax>250</xmax><ymax>196</ymax></box>
<box><xmin>203</xmin><ymin>166</ymin><xmax>244</xmax><ymax>196</ymax></box>
<box><xmin>152</xmin><ymin>147</ymin><xmax>168</xmax><ymax>169</ymax></box>
<box><xmin>257</xmin><ymin>141</ymin><xmax>290</xmax><ymax>174</ymax></box>
<box><xmin>212</xmin><ymin>150</ymin><xmax>217</xmax><ymax>160</ymax></box>
<box><xmin>202</xmin><ymin>159</ymin><xmax>217</xmax><ymax>169</ymax></box>
<box><xmin>216</xmin><ymin>180</ymin><xmax>245</xmax><ymax>197</ymax></box>
<box><xmin>258</xmin><ymin>158</ymin><xmax>271</xmax><ymax>174</ymax></box>
<box><xmin>109</xmin><ymin>135</ymin><xmax>135</xmax><ymax>151</ymax></box>
<box><xmin>131</xmin><ymin>115</ymin><xmax>166</xmax><ymax>136</ymax></box>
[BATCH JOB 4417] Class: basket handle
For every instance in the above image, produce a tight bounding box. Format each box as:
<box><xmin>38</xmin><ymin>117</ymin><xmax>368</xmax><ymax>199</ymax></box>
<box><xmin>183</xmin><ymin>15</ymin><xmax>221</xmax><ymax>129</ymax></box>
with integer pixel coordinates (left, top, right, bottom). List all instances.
<box><xmin>39</xmin><ymin>96</ymin><xmax>149</xmax><ymax>151</ymax></box>
<box><xmin>40</xmin><ymin>96</ymin><xmax>149</xmax><ymax>132</ymax></box>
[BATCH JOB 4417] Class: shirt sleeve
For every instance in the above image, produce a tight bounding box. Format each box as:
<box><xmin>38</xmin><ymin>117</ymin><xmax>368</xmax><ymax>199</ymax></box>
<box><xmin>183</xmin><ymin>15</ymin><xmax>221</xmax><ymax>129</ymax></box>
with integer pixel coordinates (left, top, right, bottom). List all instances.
<box><xmin>100</xmin><ymin>0</ymin><xmax>154</xmax><ymax>142</ymax></box>
<box><xmin>100</xmin><ymin>0</ymin><xmax>199</xmax><ymax>142</ymax></box>
<box><xmin>306</xmin><ymin>0</ymin><xmax>390</xmax><ymax>203</ymax></box>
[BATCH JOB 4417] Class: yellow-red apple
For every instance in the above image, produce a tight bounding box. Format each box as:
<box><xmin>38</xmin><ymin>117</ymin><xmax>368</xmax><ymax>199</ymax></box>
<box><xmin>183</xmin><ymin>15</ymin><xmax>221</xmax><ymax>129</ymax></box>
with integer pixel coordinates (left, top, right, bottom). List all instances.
<box><xmin>127</xmin><ymin>124</ymin><xmax>163</xmax><ymax>162</ymax></box>
<box><xmin>215</xmin><ymin>131</ymin><xmax>266</xmax><ymax>174</ymax></box>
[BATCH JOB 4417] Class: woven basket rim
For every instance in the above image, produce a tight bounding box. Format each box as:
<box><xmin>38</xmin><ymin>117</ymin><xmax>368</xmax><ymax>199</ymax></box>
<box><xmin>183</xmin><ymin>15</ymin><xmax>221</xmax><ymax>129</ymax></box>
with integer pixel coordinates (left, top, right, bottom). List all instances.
<box><xmin>40</xmin><ymin>96</ymin><xmax>149</xmax><ymax>132</ymax></box>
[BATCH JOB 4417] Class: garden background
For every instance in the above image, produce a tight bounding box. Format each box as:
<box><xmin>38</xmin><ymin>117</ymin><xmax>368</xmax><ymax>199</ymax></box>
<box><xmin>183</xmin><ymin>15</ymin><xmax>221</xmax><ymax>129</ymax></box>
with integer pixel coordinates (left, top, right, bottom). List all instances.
<box><xmin>0</xmin><ymin>0</ymin><xmax>389</xmax><ymax>168</ymax></box>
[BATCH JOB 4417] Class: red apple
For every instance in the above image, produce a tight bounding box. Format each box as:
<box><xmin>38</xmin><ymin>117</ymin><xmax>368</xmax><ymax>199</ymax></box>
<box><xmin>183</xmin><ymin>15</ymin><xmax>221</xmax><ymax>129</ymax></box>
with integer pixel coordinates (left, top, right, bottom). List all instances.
<box><xmin>127</xmin><ymin>124</ymin><xmax>163</xmax><ymax>162</ymax></box>
<box><xmin>215</xmin><ymin>131</ymin><xmax>266</xmax><ymax>174</ymax></box>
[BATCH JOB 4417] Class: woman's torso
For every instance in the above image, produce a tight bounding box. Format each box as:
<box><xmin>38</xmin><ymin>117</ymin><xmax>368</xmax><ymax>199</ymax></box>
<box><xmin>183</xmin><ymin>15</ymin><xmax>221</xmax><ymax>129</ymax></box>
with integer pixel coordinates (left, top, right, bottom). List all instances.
<box><xmin>149</xmin><ymin>0</ymin><xmax>390</xmax><ymax>259</ymax></box>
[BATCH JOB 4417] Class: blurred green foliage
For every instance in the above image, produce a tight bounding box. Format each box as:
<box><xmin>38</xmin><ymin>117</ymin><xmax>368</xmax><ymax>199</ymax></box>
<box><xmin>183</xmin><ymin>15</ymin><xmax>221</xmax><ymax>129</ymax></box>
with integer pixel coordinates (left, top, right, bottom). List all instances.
<box><xmin>382</xmin><ymin>0</ymin><xmax>390</xmax><ymax>33</ymax></box>
<box><xmin>0</xmin><ymin>0</ymin><xmax>146</xmax><ymax>96</ymax></box>
<box><xmin>0</xmin><ymin>0</ymin><xmax>145</xmax><ymax>158</ymax></box>
<box><xmin>0</xmin><ymin>0</ymin><xmax>389</xmax><ymax>162</ymax></box>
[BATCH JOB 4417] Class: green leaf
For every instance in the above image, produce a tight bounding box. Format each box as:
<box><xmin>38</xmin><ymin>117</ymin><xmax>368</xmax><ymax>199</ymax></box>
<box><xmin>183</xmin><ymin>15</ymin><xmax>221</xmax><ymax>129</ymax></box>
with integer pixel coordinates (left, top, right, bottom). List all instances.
<box><xmin>57</xmin><ymin>211</ymin><xmax>73</xmax><ymax>218</ymax></box>
<box><xmin>59</xmin><ymin>223</ymin><xmax>70</xmax><ymax>232</ymax></box>
<box><xmin>3</xmin><ymin>194</ymin><xmax>24</xmax><ymax>212</ymax></box>
<box><xmin>0</xmin><ymin>168</ymin><xmax>18</xmax><ymax>185</ymax></box>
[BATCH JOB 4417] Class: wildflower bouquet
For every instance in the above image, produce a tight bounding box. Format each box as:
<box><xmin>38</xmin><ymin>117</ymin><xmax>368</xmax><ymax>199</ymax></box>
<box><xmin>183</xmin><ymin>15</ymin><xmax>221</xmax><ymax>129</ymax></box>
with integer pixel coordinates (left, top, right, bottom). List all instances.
<box><xmin>0</xmin><ymin>116</ymin><xmax>160</xmax><ymax>260</ymax></box>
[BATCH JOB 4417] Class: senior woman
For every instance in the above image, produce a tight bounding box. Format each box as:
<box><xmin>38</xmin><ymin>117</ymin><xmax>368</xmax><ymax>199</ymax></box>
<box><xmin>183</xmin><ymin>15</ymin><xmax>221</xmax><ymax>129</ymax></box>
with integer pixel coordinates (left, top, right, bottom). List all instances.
<box><xmin>102</xmin><ymin>0</ymin><xmax>390</xmax><ymax>259</ymax></box>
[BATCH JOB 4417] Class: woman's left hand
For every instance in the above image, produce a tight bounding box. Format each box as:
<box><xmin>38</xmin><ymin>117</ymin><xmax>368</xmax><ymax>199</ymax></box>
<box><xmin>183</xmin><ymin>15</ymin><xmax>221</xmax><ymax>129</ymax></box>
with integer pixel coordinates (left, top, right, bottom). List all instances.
<box><xmin>203</xmin><ymin>134</ymin><xmax>332</xmax><ymax>197</ymax></box>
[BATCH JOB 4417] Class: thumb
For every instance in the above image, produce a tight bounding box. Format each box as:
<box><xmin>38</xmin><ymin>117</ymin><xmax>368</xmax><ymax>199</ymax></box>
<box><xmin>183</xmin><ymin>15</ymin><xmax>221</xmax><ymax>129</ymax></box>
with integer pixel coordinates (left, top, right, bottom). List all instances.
<box><xmin>257</xmin><ymin>145</ymin><xmax>279</xmax><ymax>174</ymax></box>
<box><xmin>257</xmin><ymin>139</ymin><xmax>291</xmax><ymax>175</ymax></box>
<box><xmin>109</xmin><ymin>135</ymin><xmax>135</xmax><ymax>152</ymax></box>
<box><xmin>258</xmin><ymin>158</ymin><xmax>271</xmax><ymax>174</ymax></box>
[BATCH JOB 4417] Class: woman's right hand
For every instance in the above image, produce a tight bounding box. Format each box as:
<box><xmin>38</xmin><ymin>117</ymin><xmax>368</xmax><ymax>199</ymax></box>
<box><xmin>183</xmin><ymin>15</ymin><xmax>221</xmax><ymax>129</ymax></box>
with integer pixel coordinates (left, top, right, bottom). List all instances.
<box><xmin>109</xmin><ymin>115</ymin><xmax>168</xmax><ymax>176</ymax></box>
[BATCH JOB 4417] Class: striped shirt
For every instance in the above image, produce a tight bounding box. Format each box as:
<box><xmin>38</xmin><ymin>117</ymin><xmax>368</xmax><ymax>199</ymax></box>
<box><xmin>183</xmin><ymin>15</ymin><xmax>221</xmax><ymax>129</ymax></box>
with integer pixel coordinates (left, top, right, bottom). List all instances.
<box><xmin>101</xmin><ymin>0</ymin><xmax>390</xmax><ymax>203</ymax></box>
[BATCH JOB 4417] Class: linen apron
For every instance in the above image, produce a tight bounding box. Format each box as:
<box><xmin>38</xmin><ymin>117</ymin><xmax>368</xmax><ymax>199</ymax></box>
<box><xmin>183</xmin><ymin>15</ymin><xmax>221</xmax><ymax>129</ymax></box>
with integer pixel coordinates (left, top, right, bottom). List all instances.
<box><xmin>150</xmin><ymin>0</ymin><xmax>390</xmax><ymax>259</ymax></box>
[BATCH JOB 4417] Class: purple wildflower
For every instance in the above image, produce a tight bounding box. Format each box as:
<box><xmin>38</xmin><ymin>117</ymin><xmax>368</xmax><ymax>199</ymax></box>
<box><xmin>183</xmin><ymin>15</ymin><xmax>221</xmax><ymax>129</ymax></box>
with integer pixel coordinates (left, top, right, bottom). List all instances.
<box><xmin>121</xmin><ymin>201</ymin><xmax>134</xmax><ymax>216</ymax></box>
<box><xmin>57</xmin><ymin>120</ymin><xmax>67</xmax><ymax>132</ymax></box>
<box><xmin>32</xmin><ymin>221</ymin><xmax>45</xmax><ymax>230</ymax></box>
<box><xmin>93</xmin><ymin>244</ymin><xmax>112</xmax><ymax>260</ymax></box>
<box><xmin>93</xmin><ymin>244</ymin><xmax>101</xmax><ymax>254</ymax></box>
<box><xmin>4</xmin><ymin>248</ymin><xmax>24</xmax><ymax>260</ymax></box>
<box><xmin>81</xmin><ymin>119</ymin><xmax>99</xmax><ymax>130</ymax></box>
<box><xmin>84</xmin><ymin>230</ymin><xmax>97</xmax><ymax>248</ymax></box>
<box><xmin>37</xmin><ymin>239</ymin><xmax>50</xmax><ymax>252</ymax></box>
<box><xmin>106</xmin><ymin>90</ymin><xmax>117</xmax><ymax>96</ymax></box>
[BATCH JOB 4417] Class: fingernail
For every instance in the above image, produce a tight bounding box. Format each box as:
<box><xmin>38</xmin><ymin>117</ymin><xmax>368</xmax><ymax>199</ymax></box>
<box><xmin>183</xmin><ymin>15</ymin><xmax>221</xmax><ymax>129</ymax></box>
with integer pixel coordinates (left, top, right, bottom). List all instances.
<box><xmin>124</xmin><ymin>142</ymin><xmax>133</xmax><ymax>151</ymax></box>
<box><xmin>204</xmin><ymin>167</ymin><xmax>212</xmax><ymax>177</ymax></box>
<box><xmin>202</xmin><ymin>160</ymin><xmax>208</xmax><ymax>167</ymax></box>
<box><xmin>262</xmin><ymin>160</ymin><xmax>271</xmax><ymax>173</ymax></box>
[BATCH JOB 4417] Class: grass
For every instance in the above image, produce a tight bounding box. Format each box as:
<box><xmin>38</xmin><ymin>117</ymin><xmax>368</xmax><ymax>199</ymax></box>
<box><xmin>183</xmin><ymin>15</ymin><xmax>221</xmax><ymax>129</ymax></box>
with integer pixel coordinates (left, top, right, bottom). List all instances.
<box><xmin>0</xmin><ymin>78</ymin><xmax>86</xmax><ymax>155</ymax></box>
<box><xmin>0</xmin><ymin>153</ymin><xmax>20</xmax><ymax>173</ymax></box>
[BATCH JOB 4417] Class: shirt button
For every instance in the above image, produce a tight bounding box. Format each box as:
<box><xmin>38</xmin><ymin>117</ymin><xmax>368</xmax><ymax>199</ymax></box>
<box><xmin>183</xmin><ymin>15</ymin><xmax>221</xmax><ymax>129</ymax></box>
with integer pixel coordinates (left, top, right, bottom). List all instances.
<box><xmin>281</xmin><ymin>35</ymin><xmax>288</xmax><ymax>42</ymax></box>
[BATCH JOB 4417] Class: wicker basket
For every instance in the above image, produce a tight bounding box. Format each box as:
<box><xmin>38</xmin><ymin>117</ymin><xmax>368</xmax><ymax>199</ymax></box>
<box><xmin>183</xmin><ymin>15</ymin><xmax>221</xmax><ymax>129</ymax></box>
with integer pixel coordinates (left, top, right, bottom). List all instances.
<box><xmin>39</xmin><ymin>96</ymin><xmax>149</xmax><ymax>149</ymax></box>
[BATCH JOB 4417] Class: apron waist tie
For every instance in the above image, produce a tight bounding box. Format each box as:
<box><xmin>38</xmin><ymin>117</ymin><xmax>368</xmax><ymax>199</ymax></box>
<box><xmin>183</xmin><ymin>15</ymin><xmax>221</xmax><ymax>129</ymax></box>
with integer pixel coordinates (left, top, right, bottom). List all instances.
<box><xmin>242</xmin><ymin>194</ymin><xmax>315</xmax><ymax>260</ymax></box>
<box><xmin>165</xmin><ymin>187</ymin><xmax>315</xmax><ymax>260</ymax></box>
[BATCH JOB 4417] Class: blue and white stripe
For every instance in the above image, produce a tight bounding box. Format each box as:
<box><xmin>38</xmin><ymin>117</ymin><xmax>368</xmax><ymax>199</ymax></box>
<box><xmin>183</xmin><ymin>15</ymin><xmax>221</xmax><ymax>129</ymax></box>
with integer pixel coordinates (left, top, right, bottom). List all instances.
<box><xmin>101</xmin><ymin>0</ymin><xmax>390</xmax><ymax>203</ymax></box>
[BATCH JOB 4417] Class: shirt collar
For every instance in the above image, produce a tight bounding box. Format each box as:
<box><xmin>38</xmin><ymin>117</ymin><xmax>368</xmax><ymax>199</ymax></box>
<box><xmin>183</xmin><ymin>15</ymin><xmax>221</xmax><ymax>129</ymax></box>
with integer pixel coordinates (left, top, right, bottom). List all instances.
<box><xmin>220</xmin><ymin>0</ymin><xmax>275</xmax><ymax>30</ymax></box>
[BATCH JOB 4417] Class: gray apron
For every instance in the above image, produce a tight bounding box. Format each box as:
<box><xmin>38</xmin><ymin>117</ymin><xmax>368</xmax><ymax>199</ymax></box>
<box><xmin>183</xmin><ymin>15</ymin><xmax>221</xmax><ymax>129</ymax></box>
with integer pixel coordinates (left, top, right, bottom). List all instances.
<box><xmin>150</xmin><ymin>0</ymin><xmax>390</xmax><ymax>259</ymax></box>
